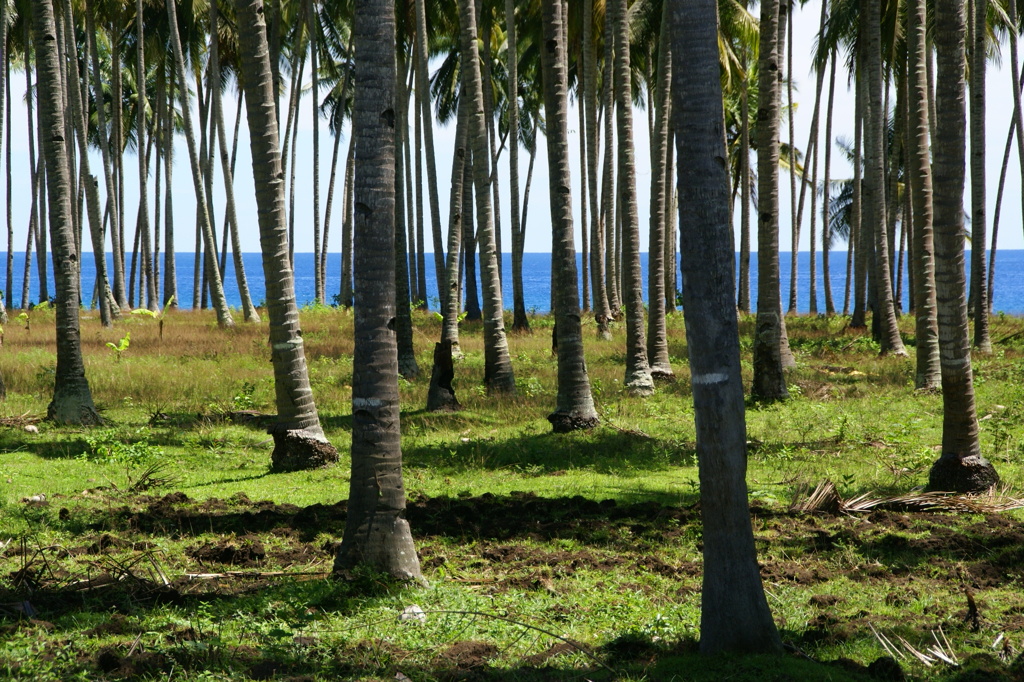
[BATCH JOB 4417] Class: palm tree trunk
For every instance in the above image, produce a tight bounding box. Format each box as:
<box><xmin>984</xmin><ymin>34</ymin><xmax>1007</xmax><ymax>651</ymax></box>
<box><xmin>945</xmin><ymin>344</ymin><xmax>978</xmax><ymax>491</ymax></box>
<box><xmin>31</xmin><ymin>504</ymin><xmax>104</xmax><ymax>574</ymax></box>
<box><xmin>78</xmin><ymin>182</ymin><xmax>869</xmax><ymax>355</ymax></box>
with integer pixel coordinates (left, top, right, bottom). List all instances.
<box><xmin>212</xmin><ymin>0</ymin><xmax>260</xmax><ymax>322</ymax></box>
<box><xmin>166</xmin><ymin>0</ymin><xmax>233</xmax><ymax>327</ymax></box>
<box><xmin>969</xmin><ymin>0</ymin><xmax>991</xmax><ymax>352</ymax></box>
<box><xmin>164</xmin><ymin>69</ymin><xmax>178</xmax><ymax>308</ymax></box>
<box><xmin>863</xmin><ymin>0</ymin><xmax>907</xmax><ymax>356</ymax></box>
<box><xmin>340</xmin><ymin>133</ymin><xmax>355</xmax><ymax>307</ymax></box>
<box><xmin>819</xmin><ymin>49</ymin><xmax>835</xmax><ymax>313</ymax></box>
<box><xmin>134</xmin><ymin>0</ymin><xmax>158</xmax><ymax>312</ymax></box>
<box><xmin>235</xmin><ymin>0</ymin><xmax>338</xmax><ymax>472</ymax></box>
<box><xmin>507</xmin><ymin>0</ymin><xmax>530</xmax><ymax>332</ymax></box>
<box><xmin>850</xmin><ymin>63</ymin><xmax>867</xmax><ymax>326</ymax></box>
<box><xmin>989</xmin><ymin>114</ymin><xmax>1019</xmax><ymax>315</ymax></box>
<box><xmin>752</xmin><ymin>0</ymin><xmax>789</xmax><ymax>401</ymax></box>
<box><xmin>440</xmin><ymin>93</ymin><xmax>470</xmax><ymax>352</ymax></box>
<box><xmin>310</xmin><ymin>0</ymin><xmax>324</xmax><ymax>305</ymax></box>
<box><xmin>786</xmin><ymin>3</ymin><xmax>799</xmax><ymax>315</ymax></box>
<box><xmin>541</xmin><ymin>0</ymin><xmax>599</xmax><ymax>433</ymax></box>
<box><xmin>62</xmin><ymin>0</ymin><xmax>113</xmax><ymax>326</ymax></box>
<box><xmin>584</xmin><ymin>0</ymin><xmax>610</xmax><ymax>338</ymax></box>
<box><xmin>738</xmin><ymin>70</ymin><xmax>752</xmax><ymax>314</ymax></box>
<box><xmin>322</xmin><ymin>36</ymin><xmax>354</xmax><ymax>302</ymax></box>
<box><xmin>611</xmin><ymin>0</ymin><xmax>653</xmax><ymax>396</ymax></box>
<box><xmin>331</xmin><ymin>0</ymin><xmax>423</xmax><ymax>580</ymax></box>
<box><xmin>927</xmin><ymin>0</ymin><xmax>999</xmax><ymax>493</ymax></box>
<box><xmin>4</xmin><ymin>61</ymin><xmax>12</xmax><ymax>313</ymax></box>
<box><xmin>907</xmin><ymin>0</ymin><xmax>941</xmax><ymax>389</ymax></box>
<box><xmin>394</xmin><ymin>55</ymin><xmax>420</xmax><ymax>380</ymax></box>
<box><xmin>457</xmin><ymin>0</ymin><xmax>516</xmax><ymax>394</ymax></box>
<box><xmin>414</xmin><ymin>0</ymin><xmax>447</xmax><ymax>299</ymax></box>
<box><xmin>671</xmin><ymin>0</ymin><xmax>783</xmax><ymax>653</ymax></box>
<box><xmin>34</xmin><ymin>0</ymin><xmax>101</xmax><ymax>425</ymax></box>
<box><xmin>602</xmin><ymin>30</ymin><xmax>619</xmax><ymax>314</ymax></box>
<box><xmin>646</xmin><ymin>0</ymin><xmax>673</xmax><ymax>379</ymax></box>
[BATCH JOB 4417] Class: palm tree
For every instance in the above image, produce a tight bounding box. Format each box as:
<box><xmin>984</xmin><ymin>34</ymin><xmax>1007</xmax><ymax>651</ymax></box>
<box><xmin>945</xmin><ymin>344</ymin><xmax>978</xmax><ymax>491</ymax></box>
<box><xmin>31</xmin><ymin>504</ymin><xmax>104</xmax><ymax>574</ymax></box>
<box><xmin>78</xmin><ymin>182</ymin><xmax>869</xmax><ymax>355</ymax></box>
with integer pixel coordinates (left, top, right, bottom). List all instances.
<box><xmin>234</xmin><ymin>0</ymin><xmax>339</xmax><ymax>473</ymax></box>
<box><xmin>907</xmin><ymin>0</ymin><xmax>941</xmax><ymax>390</ymax></box>
<box><xmin>166</xmin><ymin>0</ymin><xmax>234</xmax><ymax>328</ymax></box>
<box><xmin>862</xmin><ymin>0</ymin><xmax>906</xmax><ymax>357</ymax></box>
<box><xmin>457</xmin><ymin>0</ymin><xmax>515</xmax><ymax>395</ymax></box>
<box><xmin>751</xmin><ymin>0</ymin><xmax>788</xmax><ymax>402</ymax></box>
<box><xmin>969</xmin><ymin>0</ymin><xmax>991</xmax><ymax>353</ymax></box>
<box><xmin>541</xmin><ymin>0</ymin><xmax>599</xmax><ymax>434</ymax></box>
<box><xmin>414</xmin><ymin>0</ymin><xmax>446</xmax><ymax>299</ymax></box>
<box><xmin>610</xmin><ymin>0</ymin><xmax>653</xmax><ymax>396</ymax></box>
<box><xmin>671</xmin><ymin>0</ymin><xmax>782</xmax><ymax>653</ymax></box>
<box><xmin>926</xmin><ymin>0</ymin><xmax>1000</xmax><ymax>494</ymax></box>
<box><xmin>333</xmin><ymin>0</ymin><xmax>423</xmax><ymax>580</ymax></box>
<box><xmin>646</xmin><ymin>0</ymin><xmax>673</xmax><ymax>380</ymax></box>
<box><xmin>507</xmin><ymin>0</ymin><xmax>529</xmax><ymax>333</ymax></box>
<box><xmin>34</xmin><ymin>0</ymin><xmax>101</xmax><ymax>426</ymax></box>
<box><xmin>583</xmin><ymin>0</ymin><xmax>611</xmax><ymax>339</ymax></box>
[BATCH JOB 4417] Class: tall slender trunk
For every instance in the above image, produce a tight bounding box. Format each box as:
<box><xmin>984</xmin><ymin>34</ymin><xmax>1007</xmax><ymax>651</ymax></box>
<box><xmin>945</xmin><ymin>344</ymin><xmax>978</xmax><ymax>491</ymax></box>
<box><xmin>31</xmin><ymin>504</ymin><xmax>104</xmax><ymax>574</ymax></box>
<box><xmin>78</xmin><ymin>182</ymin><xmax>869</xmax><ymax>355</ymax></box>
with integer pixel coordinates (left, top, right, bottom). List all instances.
<box><xmin>339</xmin><ymin>134</ymin><xmax>356</xmax><ymax>307</ymax></box>
<box><xmin>863</xmin><ymin>0</ymin><xmax>907</xmax><ymax>355</ymax></box>
<box><xmin>135</xmin><ymin>0</ymin><xmax>158</xmax><ymax>312</ymax></box>
<box><xmin>541</xmin><ymin>0</ymin><xmax>599</xmax><ymax>433</ymax></box>
<box><xmin>602</xmin><ymin>31</ymin><xmax>619</xmax><ymax>313</ymax></box>
<box><xmin>850</xmin><ymin>65</ymin><xmax>866</xmax><ymax>325</ymax></box>
<box><xmin>819</xmin><ymin>45</ymin><xmax>836</xmax><ymax>316</ymax></box>
<box><xmin>585</xmin><ymin>0</ymin><xmax>610</xmax><ymax>337</ymax></box>
<box><xmin>414</xmin><ymin>0</ymin><xmax>447</xmax><ymax>299</ymax></box>
<box><xmin>4</xmin><ymin>61</ymin><xmax>11</xmax><ymax>313</ymax></box>
<box><xmin>212</xmin><ymin>0</ymin><xmax>260</xmax><ymax>321</ymax></box>
<box><xmin>969</xmin><ymin>0</ymin><xmax>991</xmax><ymax>352</ymax></box>
<box><xmin>164</xmin><ymin>69</ymin><xmax>178</xmax><ymax>308</ymax></box>
<box><xmin>738</xmin><ymin>71</ymin><xmax>752</xmax><ymax>314</ymax></box>
<box><xmin>927</xmin><ymin>0</ymin><xmax>999</xmax><ymax>494</ymax></box>
<box><xmin>646</xmin><ymin>0</ymin><xmax>673</xmax><ymax>378</ymax></box>
<box><xmin>786</xmin><ymin>3</ymin><xmax>799</xmax><ymax>314</ymax></box>
<box><xmin>332</xmin><ymin>0</ymin><xmax>423</xmax><ymax>580</ymax></box>
<box><xmin>394</xmin><ymin>55</ymin><xmax>420</xmax><ymax>379</ymax></box>
<box><xmin>611</xmin><ymin>0</ymin><xmax>653</xmax><ymax>396</ymax></box>
<box><xmin>34</xmin><ymin>0</ymin><xmax>101</xmax><ymax>425</ymax></box>
<box><xmin>1006</xmin><ymin>0</ymin><xmax>1024</xmax><ymax>316</ymax></box>
<box><xmin>166</xmin><ymin>0</ymin><xmax>233</xmax><ymax>326</ymax></box>
<box><xmin>457</xmin><ymin>0</ymin><xmax>515</xmax><ymax>394</ymax></box>
<box><xmin>989</xmin><ymin>113</ymin><xmax>1020</xmax><ymax>314</ymax></box>
<box><xmin>441</xmin><ymin>94</ymin><xmax>470</xmax><ymax>351</ymax></box>
<box><xmin>310</xmin><ymin>0</ymin><xmax>324</xmax><ymax>305</ymax></box>
<box><xmin>507</xmin><ymin>0</ymin><xmax>529</xmax><ymax>332</ymax></box>
<box><xmin>322</xmin><ymin>36</ymin><xmax>354</xmax><ymax>302</ymax></box>
<box><xmin>752</xmin><ymin>0</ymin><xmax>789</xmax><ymax>401</ymax></box>
<box><xmin>62</xmin><ymin>0</ymin><xmax>113</xmax><ymax>326</ymax></box>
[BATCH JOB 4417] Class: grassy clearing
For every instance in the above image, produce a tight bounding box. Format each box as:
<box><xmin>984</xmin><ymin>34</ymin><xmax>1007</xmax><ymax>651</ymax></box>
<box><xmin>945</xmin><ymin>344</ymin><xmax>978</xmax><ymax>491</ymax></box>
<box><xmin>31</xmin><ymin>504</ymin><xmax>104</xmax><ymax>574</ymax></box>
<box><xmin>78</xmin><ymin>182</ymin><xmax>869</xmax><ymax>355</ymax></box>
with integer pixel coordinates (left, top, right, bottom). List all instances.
<box><xmin>2</xmin><ymin>308</ymin><xmax>1024</xmax><ymax>680</ymax></box>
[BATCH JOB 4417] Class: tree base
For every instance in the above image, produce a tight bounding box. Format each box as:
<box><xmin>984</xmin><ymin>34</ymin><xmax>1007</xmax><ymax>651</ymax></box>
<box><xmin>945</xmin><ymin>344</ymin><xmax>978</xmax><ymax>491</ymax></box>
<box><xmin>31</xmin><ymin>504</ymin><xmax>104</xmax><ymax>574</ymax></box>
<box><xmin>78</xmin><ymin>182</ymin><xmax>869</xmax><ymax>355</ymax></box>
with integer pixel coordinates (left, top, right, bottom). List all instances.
<box><xmin>926</xmin><ymin>454</ymin><xmax>1000</xmax><ymax>494</ymax></box>
<box><xmin>547</xmin><ymin>412</ymin><xmax>599</xmax><ymax>433</ymax></box>
<box><xmin>625</xmin><ymin>369</ymin><xmax>655</xmax><ymax>397</ymax></box>
<box><xmin>270</xmin><ymin>430</ymin><xmax>339</xmax><ymax>472</ymax></box>
<box><xmin>426</xmin><ymin>341</ymin><xmax>461</xmax><ymax>412</ymax></box>
<box><xmin>333</xmin><ymin>511</ymin><xmax>424</xmax><ymax>583</ymax></box>
<box><xmin>650</xmin><ymin>366</ymin><xmax>675</xmax><ymax>382</ymax></box>
<box><xmin>47</xmin><ymin>398</ymin><xmax>103</xmax><ymax>426</ymax></box>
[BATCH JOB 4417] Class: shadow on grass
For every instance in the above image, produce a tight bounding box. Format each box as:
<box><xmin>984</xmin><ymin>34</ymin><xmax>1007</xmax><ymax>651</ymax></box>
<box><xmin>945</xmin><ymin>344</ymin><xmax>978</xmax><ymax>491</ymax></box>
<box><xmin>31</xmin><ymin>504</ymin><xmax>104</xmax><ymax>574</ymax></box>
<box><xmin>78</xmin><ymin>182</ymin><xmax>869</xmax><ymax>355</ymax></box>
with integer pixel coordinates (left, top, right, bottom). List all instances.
<box><xmin>402</xmin><ymin>425</ymin><xmax>697</xmax><ymax>476</ymax></box>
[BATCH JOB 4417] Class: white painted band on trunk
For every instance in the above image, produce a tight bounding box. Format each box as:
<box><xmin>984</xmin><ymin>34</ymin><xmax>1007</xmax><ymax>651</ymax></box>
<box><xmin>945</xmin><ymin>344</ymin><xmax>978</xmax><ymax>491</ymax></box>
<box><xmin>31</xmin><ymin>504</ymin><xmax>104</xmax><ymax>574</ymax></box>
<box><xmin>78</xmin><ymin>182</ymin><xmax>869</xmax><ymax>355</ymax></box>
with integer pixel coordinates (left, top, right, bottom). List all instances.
<box><xmin>692</xmin><ymin>372</ymin><xmax>729</xmax><ymax>385</ymax></box>
<box><xmin>353</xmin><ymin>397</ymin><xmax>385</xmax><ymax>409</ymax></box>
<box><xmin>941</xmin><ymin>357</ymin><xmax>970</xmax><ymax>367</ymax></box>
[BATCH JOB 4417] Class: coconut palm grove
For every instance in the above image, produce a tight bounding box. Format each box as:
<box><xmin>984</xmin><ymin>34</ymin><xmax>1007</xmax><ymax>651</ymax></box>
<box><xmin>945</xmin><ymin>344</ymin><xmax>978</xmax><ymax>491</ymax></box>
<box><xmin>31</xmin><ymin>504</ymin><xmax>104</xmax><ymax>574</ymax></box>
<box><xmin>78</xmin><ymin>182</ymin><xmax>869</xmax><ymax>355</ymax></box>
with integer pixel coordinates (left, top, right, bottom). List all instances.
<box><xmin>3</xmin><ymin>0</ymin><xmax>1024</xmax><ymax>679</ymax></box>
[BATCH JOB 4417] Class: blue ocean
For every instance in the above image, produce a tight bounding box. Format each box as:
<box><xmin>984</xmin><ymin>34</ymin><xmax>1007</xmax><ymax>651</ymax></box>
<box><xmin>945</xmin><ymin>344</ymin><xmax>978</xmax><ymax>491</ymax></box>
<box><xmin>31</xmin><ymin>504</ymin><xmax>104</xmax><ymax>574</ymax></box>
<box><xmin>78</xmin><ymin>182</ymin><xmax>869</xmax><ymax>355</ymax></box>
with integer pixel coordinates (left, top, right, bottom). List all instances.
<box><xmin>4</xmin><ymin>250</ymin><xmax>1023</xmax><ymax>315</ymax></box>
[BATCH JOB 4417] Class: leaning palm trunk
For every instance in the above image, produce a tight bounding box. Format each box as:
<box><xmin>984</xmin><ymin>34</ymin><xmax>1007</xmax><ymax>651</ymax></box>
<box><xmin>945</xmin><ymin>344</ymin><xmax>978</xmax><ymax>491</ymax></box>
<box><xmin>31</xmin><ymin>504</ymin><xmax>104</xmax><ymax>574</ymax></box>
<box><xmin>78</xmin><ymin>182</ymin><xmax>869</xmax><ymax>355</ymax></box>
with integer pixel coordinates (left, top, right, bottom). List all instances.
<box><xmin>457</xmin><ymin>0</ymin><xmax>515</xmax><ymax>395</ymax></box>
<box><xmin>541</xmin><ymin>0</ymin><xmax>599</xmax><ymax>434</ymax></box>
<box><xmin>211</xmin><ymin>0</ymin><xmax>260</xmax><ymax>323</ymax></box>
<box><xmin>61</xmin><ymin>1</ymin><xmax>113</xmax><ymax>327</ymax></box>
<box><xmin>333</xmin><ymin>0</ymin><xmax>423</xmax><ymax>581</ymax></box>
<box><xmin>863</xmin><ymin>0</ymin><xmax>907</xmax><ymax>356</ymax></box>
<box><xmin>507</xmin><ymin>0</ymin><xmax>529</xmax><ymax>333</ymax></box>
<box><xmin>822</xmin><ymin>50</ymin><xmax>837</xmax><ymax>315</ymax></box>
<box><xmin>166</xmin><ymin>0</ymin><xmax>233</xmax><ymax>327</ymax></box>
<box><xmin>440</xmin><ymin>94</ymin><xmax>470</xmax><ymax>352</ymax></box>
<box><xmin>611</xmin><ymin>0</ymin><xmax>653</xmax><ymax>396</ymax></box>
<box><xmin>752</xmin><ymin>0</ymin><xmax>789</xmax><ymax>401</ymax></box>
<box><xmin>234</xmin><ymin>0</ymin><xmax>338</xmax><ymax>472</ymax></box>
<box><xmin>34</xmin><ymin>0</ymin><xmax>101</xmax><ymax>426</ymax></box>
<box><xmin>394</xmin><ymin>56</ymin><xmax>420</xmax><ymax>380</ymax></box>
<box><xmin>969</xmin><ymin>0</ymin><xmax>991</xmax><ymax>353</ymax></box>
<box><xmin>646</xmin><ymin>1</ymin><xmax>673</xmax><ymax>380</ymax></box>
<box><xmin>413</xmin><ymin>0</ymin><xmax>446</xmax><ymax>297</ymax></box>
<box><xmin>926</xmin><ymin>0</ymin><xmax>1000</xmax><ymax>494</ymax></box>
<box><xmin>671</xmin><ymin>0</ymin><xmax>783</xmax><ymax>654</ymax></box>
<box><xmin>907</xmin><ymin>0</ymin><xmax>941</xmax><ymax>390</ymax></box>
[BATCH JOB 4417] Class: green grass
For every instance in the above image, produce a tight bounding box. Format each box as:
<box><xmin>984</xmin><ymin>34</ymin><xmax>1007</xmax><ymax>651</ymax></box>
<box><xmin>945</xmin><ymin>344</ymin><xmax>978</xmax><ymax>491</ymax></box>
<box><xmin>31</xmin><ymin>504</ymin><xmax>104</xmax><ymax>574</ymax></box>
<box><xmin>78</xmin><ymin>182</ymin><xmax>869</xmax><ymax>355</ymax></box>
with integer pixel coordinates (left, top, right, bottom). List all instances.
<box><xmin>2</xmin><ymin>309</ymin><xmax>1024</xmax><ymax>680</ymax></box>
